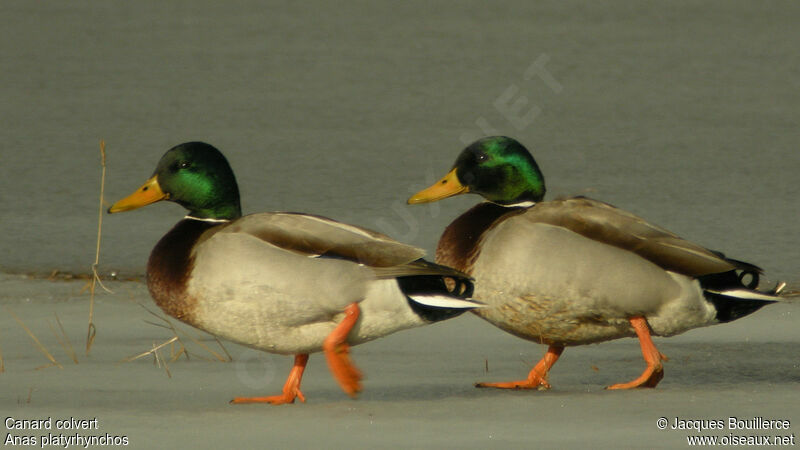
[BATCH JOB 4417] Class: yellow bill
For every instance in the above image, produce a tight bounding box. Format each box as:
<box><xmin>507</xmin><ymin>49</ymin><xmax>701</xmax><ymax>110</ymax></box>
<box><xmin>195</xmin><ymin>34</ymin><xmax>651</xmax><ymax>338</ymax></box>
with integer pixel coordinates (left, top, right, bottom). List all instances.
<box><xmin>108</xmin><ymin>176</ymin><xmax>168</xmax><ymax>213</ymax></box>
<box><xmin>407</xmin><ymin>168</ymin><xmax>469</xmax><ymax>204</ymax></box>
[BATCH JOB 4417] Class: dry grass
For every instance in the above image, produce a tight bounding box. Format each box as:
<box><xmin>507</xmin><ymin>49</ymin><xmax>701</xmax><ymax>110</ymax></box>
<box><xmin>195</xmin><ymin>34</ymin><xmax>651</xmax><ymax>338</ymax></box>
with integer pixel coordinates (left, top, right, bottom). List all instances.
<box><xmin>139</xmin><ymin>304</ymin><xmax>232</xmax><ymax>363</ymax></box>
<box><xmin>121</xmin><ymin>336</ymin><xmax>179</xmax><ymax>363</ymax></box>
<box><xmin>18</xmin><ymin>388</ymin><xmax>33</xmax><ymax>405</ymax></box>
<box><xmin>213</xmin><ymin>336</ymin><xmax>233</xmax><ymax>362</ymax></box>
<box><xmin>154</xmin><ymin>342</ymin><xmax>172</xmax><ymax>378</ymax></box>
<box><xmin>5</xmin><ymin>307</ymin><xmax>62</xmax><ymax>370</ymax></box>
<box><xmin>121</xmin><ymin>336</ymin><xmax>178</xmax><ymax>378</ymax></box>
<box><xmin>120</xmin><ymin>304</ymin><xmax>232</xmax><ymax>378</ymax></box>
<box><xmin>87</xmin><ymin>139</ymin><xmax>113</xmax><ymax>355</ymax></box>
<box><xmin>50</xmin><ymin>313</ymin><xmax>78</xmax><ymax>364</ymax></box>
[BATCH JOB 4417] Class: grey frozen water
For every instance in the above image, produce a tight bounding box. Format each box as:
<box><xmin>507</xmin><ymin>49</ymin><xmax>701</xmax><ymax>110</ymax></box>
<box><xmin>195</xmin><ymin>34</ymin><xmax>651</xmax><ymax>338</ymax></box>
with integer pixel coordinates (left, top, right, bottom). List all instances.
<box><xmin>1</xmin><ymin>1</ymin><xmax>799</xmax><ymax>449</ymax></box>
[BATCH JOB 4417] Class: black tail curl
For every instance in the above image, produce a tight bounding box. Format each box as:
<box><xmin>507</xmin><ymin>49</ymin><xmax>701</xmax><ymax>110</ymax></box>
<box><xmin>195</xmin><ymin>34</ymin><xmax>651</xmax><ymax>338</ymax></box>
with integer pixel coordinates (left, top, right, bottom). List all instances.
<box><xmin>397</xmin><ymin>273</ymin><xmax>475</xmax><ymax>322</ymax></box>
<box><xmin>699</xmin><ymin>269</ymin><xmax>775</xmax><ymax>323</ymax></box>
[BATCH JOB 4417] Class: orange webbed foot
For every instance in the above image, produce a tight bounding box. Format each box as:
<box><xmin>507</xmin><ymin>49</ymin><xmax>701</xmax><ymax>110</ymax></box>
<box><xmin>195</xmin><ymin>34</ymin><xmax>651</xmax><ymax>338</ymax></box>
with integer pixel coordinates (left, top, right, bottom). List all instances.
<box><xmin>475</xmin><ymin>345</ymin><xmax>563</xmax><ymax>390</ymax></box>
<box><xmin>230</xmin><ymin>390</ymin><xmax>306</xmax><ymax>405</ymax></box>
<box><xmin>323</xmin><ymin>303</ymin><xmax>363</xmax><ymax>397</ymax></box>
<box><xmin>230</xmin><ymin>354</ymin><xmax>309</xmax><ymax>405</ymax></box>
<box><xmin>607</xmin><ymin>317</ymin><xmax>668</xmax><ymax>390</ymax></box>
<box><xmin>605</xmin><ymin>358</ymin><xmax>666</xmax><ymax>390</ymax></box>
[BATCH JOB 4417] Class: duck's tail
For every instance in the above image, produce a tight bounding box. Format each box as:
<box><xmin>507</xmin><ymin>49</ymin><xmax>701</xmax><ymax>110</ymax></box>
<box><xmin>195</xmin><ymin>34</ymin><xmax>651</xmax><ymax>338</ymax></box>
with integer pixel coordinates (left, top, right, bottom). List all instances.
<box><xmin>392</xmin><ymin>259</ymin><xmax>483</xmax><ymax>322</ymax></box>
<box><xmin>701</xmin><ymin>270</ymin><xmax>797</xmax><ymax>322</ymax></box>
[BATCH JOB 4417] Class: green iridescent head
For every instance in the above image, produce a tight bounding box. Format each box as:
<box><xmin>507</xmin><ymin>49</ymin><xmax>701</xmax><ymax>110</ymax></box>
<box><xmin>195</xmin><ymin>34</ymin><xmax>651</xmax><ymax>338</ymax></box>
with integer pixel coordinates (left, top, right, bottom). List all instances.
<box><xmin>108</xmin><ymin>142</ymin><xmax>242</xmax><ymax>220</ymax></box>
<box><xmin>408</xmin><ymin>136</ymin><xmax>546</xmax><ymax>206</ymax></box>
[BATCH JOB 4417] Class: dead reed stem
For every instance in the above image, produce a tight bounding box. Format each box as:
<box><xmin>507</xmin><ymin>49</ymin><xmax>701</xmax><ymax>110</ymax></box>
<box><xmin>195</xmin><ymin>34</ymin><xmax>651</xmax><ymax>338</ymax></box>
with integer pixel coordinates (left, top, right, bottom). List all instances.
<box><xmin>87</xmin><ymin>140</ymin><xmax>113</xmax><ymax>355</ymax></box>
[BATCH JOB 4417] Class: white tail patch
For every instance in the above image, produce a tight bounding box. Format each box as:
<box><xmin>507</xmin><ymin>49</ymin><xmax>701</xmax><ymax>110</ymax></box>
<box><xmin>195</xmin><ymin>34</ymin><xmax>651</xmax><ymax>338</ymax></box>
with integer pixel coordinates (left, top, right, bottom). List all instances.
<box><xmin>408</xmin><ymin>294</ymin><xmax>483</xmax><ymax>309</ymax></box>
<box><xmin>705</xmin><ymin>289</ymin><xmax>780</xmax><ymax>302</ymax></box>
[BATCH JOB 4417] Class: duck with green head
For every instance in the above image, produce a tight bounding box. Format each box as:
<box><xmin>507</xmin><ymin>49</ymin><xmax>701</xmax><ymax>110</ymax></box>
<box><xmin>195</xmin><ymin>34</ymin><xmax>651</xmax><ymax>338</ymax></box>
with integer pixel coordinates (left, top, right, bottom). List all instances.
<box><xmin>409</xmin><ymin>136</ymin><xmax>793</xmax><ymax>390</ymax></box>
<box><xmin>109</xmin><ymin>142</ymin><xmax>480</xmax><ymax>404</ymax></box>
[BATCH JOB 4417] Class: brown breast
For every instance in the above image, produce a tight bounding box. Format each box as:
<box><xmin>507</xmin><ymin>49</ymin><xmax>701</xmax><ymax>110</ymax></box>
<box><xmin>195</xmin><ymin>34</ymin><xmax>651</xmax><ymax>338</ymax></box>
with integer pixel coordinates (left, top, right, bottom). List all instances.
<box><xmin>146</xmin><ymin>219</ymin><xmax>220</xmax><ymax>325</ymax></box>
<box><xmin>435</xmin><ymin>202</ymin><xmax>524</xmax><ymax>274</ymax></box>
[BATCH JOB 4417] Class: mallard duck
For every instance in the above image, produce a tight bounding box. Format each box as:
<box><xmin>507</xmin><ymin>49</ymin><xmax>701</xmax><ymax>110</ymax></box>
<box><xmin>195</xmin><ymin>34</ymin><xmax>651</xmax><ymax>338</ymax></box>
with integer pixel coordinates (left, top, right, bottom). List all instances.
<box><xmin>108</xmin><ymin>141</ymin><xmax>480</xmax><ymax>404</ymax></box>
<box><xmin>408</xmin><ymin>136</ymin><xmax>793</xmax><ymax>390</ymax></box>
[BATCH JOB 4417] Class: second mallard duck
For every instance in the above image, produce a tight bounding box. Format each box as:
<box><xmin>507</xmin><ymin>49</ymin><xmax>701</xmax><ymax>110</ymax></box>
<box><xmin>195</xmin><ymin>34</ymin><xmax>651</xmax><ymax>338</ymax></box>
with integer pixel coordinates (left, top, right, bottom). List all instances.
<box><xmin>109</xmin><ymin>142</ymin><xmax>480</xmax><ymax>404</ymax></box>
<box><xmin>409</xmin><ymin>136</ymin><xmax>792</xmax><ymax>390</ymax></box>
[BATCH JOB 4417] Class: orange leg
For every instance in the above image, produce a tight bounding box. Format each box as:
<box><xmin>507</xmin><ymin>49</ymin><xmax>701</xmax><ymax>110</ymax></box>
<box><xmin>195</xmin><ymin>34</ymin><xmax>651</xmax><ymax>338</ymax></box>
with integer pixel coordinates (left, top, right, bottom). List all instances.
<box><xmin>323</xmin><ymin>303</ymin><xmax>363</xmax><ymax>397</ymax></box>
<box><xmin>607</xmin><ymin>316</ymin><xmax>669</xmax><ymax>390</ymax></box>
<box><xmin>230</xmin><ymin>354</ymin><xmax>309</xmax><ymax>405</ymax></box>
<box><xmin>476</xmin><ymin>345</ymin><xmax>564</xmax><ymax>389</ymax></box>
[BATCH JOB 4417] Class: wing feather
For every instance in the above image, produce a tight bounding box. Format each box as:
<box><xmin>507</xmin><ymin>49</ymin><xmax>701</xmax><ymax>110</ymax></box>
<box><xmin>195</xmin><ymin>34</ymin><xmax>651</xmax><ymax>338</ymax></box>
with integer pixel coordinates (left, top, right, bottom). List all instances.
<box><xmin>213</xmin><ymin>212</ymin><xmax>426</xmax><ymax>267</ymax></box>
<box><xmin>523</xmin><ymin>197</ymin><xmax>758</xmax><ymax>277</ymax></box>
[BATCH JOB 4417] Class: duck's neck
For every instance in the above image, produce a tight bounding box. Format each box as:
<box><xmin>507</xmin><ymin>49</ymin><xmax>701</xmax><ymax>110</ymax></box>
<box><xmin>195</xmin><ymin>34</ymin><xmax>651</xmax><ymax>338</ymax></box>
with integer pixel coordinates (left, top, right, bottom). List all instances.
<box><xmin>435</xmin><ymin>202</ymin><xmax>527</xmax><ymax>273</ymax></box>
<box><xmin>146</xmin><ymin>218</ymin><xmax>221</xmax><ymax>324</ymax></box>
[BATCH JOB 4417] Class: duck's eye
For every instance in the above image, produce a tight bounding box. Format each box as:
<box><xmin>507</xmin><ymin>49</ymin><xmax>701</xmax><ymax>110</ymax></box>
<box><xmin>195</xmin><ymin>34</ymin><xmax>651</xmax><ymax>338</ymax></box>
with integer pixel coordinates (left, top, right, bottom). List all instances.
<box><xmin>476</xmin><ymin>152</ymin><xmax>488</xmax><ymax>162</ymax></box>
<box><xmin>179</xmin><ymin>161</ymin><xmax>191</xmax><ymax>169</ymax></box>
